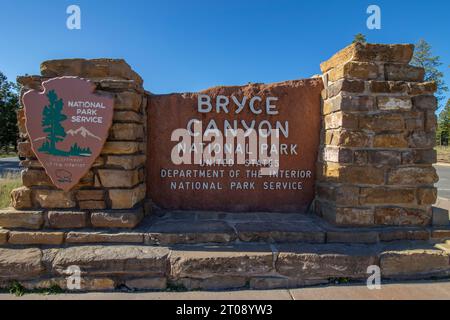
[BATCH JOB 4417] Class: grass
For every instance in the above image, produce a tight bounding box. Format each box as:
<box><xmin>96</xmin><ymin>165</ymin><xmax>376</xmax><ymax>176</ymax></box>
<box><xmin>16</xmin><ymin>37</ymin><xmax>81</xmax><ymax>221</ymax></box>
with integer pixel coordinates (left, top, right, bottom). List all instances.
<box><xmin>7</xmin><ymin>281</ymin><xmax>64</xmax><ymax>297</ymax></box>
<box><xmin>0</xmin><ymin>173</ymin><xmax>21</xmax><ymax>209</ymax></box>
<box><xmin>0</xmin><ymin>146</ymin><xmax>18</xmax><ymax>159</ymax></box>
<box><xmin>436</xmin><ymin>146</ymin><xmax>450</xmax><ymax>163</ymax></box>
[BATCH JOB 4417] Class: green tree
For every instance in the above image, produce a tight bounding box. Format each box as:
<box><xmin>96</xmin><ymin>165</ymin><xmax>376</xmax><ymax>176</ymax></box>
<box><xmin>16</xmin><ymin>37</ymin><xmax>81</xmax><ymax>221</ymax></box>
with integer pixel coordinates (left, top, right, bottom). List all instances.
<box><xmin>39</xmin><ymin>90</ymin><xmax>67</xmax><ymax>154</ymax></box>
<box><xmin>437</xmin><ymin>99</ymin><xmax>450</xmax><ymax>145</ymax></box>
<box><xmin>353</xmin><ymin>33</ymin><xmax>367</xmax><ymax>44</ymax></box>
<box><xmin>411</xmin><ymin>39</ymin><xmax>448</xmax><ymax>106</ymax></box>
<box><xmin>0</xmin><ymin>72</ymin><xmax>19</xmax><ymax>153</ymax></box>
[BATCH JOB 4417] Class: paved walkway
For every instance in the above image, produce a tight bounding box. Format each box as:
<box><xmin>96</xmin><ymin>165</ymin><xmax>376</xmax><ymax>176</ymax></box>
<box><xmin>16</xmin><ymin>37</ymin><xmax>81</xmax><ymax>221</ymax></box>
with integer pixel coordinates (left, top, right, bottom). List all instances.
<box><xmin>1</xmin><ymin>281</ymin><xmax>450</xmax><ymax>300</ymax></box>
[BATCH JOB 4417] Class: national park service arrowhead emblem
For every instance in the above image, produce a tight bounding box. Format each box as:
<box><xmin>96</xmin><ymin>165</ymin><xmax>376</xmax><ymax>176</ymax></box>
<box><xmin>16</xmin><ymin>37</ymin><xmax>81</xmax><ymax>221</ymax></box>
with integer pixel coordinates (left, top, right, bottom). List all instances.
<box><xmin>23</xmin><ymin>77</ymin><xmax>114</xmax><ymax>191</ymax></box>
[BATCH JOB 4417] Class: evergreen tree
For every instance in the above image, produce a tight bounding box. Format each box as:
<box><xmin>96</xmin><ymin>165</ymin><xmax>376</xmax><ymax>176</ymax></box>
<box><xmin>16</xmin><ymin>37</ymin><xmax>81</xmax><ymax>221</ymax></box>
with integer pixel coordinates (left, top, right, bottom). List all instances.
<box><xmin>39</xmin><ymin>90</ymin><xmax>67</xmax><ymax>154</ymax></box>
<box><xmin>0</xmin><ymin>72</ymin><xmax>19</xmax><ymax>153</ymax></box>
<box><xmin>353</xmin><ymin>33</ymin><xmax>367</xmax><ymax>44</ymax></box>
<box><xmin>411</xmin><ymin>39</ymin><xmax>448</xmax><ymax>107</ymax></box>
<box><xmin>437</xmin><ymin>99</ymin><xmax>450</xmax><ymax>145</ymax></box>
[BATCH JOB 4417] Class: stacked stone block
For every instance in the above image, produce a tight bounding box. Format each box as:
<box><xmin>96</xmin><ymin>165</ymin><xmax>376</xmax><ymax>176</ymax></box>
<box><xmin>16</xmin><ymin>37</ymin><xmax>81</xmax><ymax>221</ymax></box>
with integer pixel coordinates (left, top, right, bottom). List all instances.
<box><xmin>5</xmin><ymin>59</ymin><xmax>147</xmax><ymax>229</ymax></box>
<box><xmin>315</xmin><ymin>43</ymin><xmax>439</xmax><ymax>227</ymax></box>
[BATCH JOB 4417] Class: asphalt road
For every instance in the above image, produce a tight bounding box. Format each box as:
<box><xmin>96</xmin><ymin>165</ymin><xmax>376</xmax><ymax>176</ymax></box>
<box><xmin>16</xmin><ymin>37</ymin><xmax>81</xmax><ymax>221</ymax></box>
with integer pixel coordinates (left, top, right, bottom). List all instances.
<box><xmin>436</xmin><ymin>164</ymin><xmax>450</xmax><ymax>199</ymax></box>
<box><xmin>1</xmin><ymin>157</ymin><xmax>450</xmax><ymax>199</ymax></box>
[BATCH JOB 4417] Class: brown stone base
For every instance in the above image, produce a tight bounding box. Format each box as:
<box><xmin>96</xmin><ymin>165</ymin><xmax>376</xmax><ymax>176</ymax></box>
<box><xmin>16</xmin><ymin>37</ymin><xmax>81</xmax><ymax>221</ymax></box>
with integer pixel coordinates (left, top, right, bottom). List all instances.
<box><xmin>0</xmin><ymin>206</ymin><xmax>146</xmax><ymax>231</ymax></box>
<box><xmin>0</xmin><ymin>241</ymin><xmax>449</xmax><ymax>292</ymax></box>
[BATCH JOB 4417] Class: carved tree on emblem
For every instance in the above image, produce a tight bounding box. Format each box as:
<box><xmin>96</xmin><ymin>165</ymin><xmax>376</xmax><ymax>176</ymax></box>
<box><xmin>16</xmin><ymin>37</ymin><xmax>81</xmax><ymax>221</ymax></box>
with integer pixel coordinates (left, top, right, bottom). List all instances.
<box><xmin>39</xmin><ymin>90</ymin><xmax>68</xmax><ymax>155</ymax></box>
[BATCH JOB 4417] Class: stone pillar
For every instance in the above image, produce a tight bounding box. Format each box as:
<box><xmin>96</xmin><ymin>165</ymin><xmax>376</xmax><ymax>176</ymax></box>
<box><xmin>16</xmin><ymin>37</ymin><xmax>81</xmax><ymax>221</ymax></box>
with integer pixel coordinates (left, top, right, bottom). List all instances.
<box><xmin>7</xmin><ymin>59</ymin><xmax>147</xmax><ymax>229</ymax></box>
<box><xmin>315</xmin><ymin>43</ymin><xmax>438</xmax><ymax>227</ymax></box>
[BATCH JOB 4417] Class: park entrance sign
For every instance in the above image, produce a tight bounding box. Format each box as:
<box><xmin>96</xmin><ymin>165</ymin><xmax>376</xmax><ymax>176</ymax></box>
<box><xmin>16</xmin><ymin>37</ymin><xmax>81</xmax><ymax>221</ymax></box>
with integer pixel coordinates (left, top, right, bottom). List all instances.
<box><xmin>22</xmin><ymin>77</ymin><xmax>114</xmax><ymax>191</ymax></box>
<box><xmin>148</xmin><ymin>80</ymin><xmax>323</xmax><ymax>212</ymax></box>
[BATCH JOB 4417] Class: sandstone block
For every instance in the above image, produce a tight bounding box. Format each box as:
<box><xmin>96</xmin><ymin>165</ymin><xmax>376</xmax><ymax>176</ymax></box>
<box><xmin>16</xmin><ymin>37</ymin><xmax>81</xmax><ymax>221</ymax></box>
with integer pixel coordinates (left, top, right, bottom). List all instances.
<box><xmin>320</xmin><ymin>43</ymin><xmax>414</xmax><ymax>73</ymax></box>
<box><xmin>76</xmin><ymin>190</ymin><xmax>105</xmax><ymax>201</ymax></box>
<box><xmin>0</xmin><ymin>229</ymin><xmax>8</xmax><ymax>244</ymax></box>
<box><xmin>326</xmin><ymin>79</ymin><xmax>365</xmax><ymax>98</ymax></box>
<box><xmin>322</xmin><ymin>146</ymin><xmax>353</xmax><ymax>163</ymax></box>
<box><xmin>170</xmin><ymin>246</ymin><xmax>274</xmax><ymax>279</ymax></box>
<box><xmin>48</xmin><ymin>211</ymin><xmax>87</xmax><ymax>229</ymax></box>
<box><xmin>8</xmin><ymin>231</ymin><xmax>64</xmax><ymax>245</ymax></box>
<box><xmin>425</xmin><ymin>111</ymin><xmax>437</xmax><ymax>132</ymax></box>
<box><xmin>175</xmin><ymin>276</ymin><xmax>247</xmax><ymax>290</ymax></box>
<box><xmin>373</xmin><ymin>133</ymin><xmax>408</xmax><ymax>148</ymax></box>
<box><xmin>125</xmin><ymin>278</ymin><xmax>167</xmax><ymax>290</ymax></box>
<box><xmin>408</xmin><ymin>132</ymin><xmax>435</xmax><ymax>148</ymax></box>
<box><xmin>106</xmin><ymin>155</ymin><xmax>146</xmax><ymax>170</ymax></box>
<box><xmin>0</xmin><ymin>248</ymin><xmax>44</xmax><ymax>280</ymax></box>
<box><xmin>408</xmin><ymin>82</ymin><xmax>437</xmax><ymax>95</ymax></box>
<box><xmin>384</xmin><ymin>64</ymin><xmax>424</xmax><ymax>82</ymax></box>
<box><xmin>276</xmin><ymin>244</ymin><xmax>379</xmax><ymax>279</ymax></box>
<box><xmin>79</xmin><ymin>201</ymin><xmax>106</xmax><ymax>210</ymax></box>
<box><xmin>327</xmin><ymin>231</ymin><xmax>379</xmax><ymax>244</ymax></box>
<box><xmin>66</xmin><ymin>232</ymin><xmax>144</xmax><ymax>244</ymax></box>
<box><xmin>369</xmin><ymin>81</ymin><xmax>408</xmax><ymax>94</ymax></box>
<box><xmin>412</xmin><ymin>95</ymin><xmax>437</xmax><ymax>110</ymax></box>
<box><xmin>387</xmin><ymin>167</ymin><xmax>438</xmax><ymax>186</ymax></box>
<box><xmin>101</xmin><ymin>141</ymin><xmax>141</xmax><ymax>155</ymax></box>
<box><xmin>115</xmin><ymin>91</ymin><xmax>142</xmax><ymax>112</ymax></box>
<box><xmin>321</xmin><ymin>163</ymin><xmax>385</xmax><ymax>185</ymax></box>
<box><xmin>360</xmin><ymin>188</ymin><xmax>415</xmax><ymax>205</ymax></box>
<box><xmin>33</xmin><ymin>190</ymin><xmax>76</xmax><ymax>209</ymax></box>
<box><xmin>90</xmin><ymin>208</ymin><xmax>144</xmax><ymax>228</ymax></box>
<box><xmin>380</xmin><ymin>248</ymin><xmax>449</xmax><ymax>278</ymax></box>
<box><xmin>109</xmin><ymin>123</ymin><xmax>144</xmax><ymax>141</ymax></box>
<box><xmin>374</xmin><ymin>207</ymin><xmax>431</xmax><ymax>226</ymax></box>
<box><xmin>324</xmin><ymin>112</ymin><xmax>358</xmax><ymax>130</ymax></box>
<box><xmin>337</xmin><ymin>130</ymin><xmax>371</xmax><ymax>148</ymax></box>
<box><xmin>52</xmin><ymin>245</ymin><xmax>169</xmax><ymax>277</ymax></box>
<box><xmin>10</xmin><ymin>187</ymin><xmax>33</xmax><ymax>210</ymax></box>
<box><xmin>368</xmin><ymin>150</ymin><xmax>401</xmax><ymax>166</ymax></box>
<box><xmin>417</xmin><ymin>188</ymin><xmax>438</xmax><ymax>205</ymax></box>
<box><xmin>334</xmin><ymin>207</ymin><xmax>375</xmax><ymax>226</ymax></box>
<box><xmin>98</xmin><ymin>169</ymin><xmax>140</xmax><ymax>188</ymax></box>
<box><xmin>40</xmin><ymin>58</ymin><xmax>143</xmax><ymax>84</ymax></box>
<box><xmin>109</xmin><ymin>184</ymin><xmax>146</xmax><ymax>209</ymax></box>
<box><xmin>377</xmin><ymin>96</ymin><xmax>412</xmax><ymax>111</ymax></box>
<box><xmin>379</xmin><ymin>230</ymin><xmax>429</xmax><ymax>242</ymax></box>
<box><xmin>22</xmin><ymin>169</ymin><xmax>53</xmax><ymax>187</ymax></box>
<box><xmin>113</xmin><ymin>111</ymin><xmax>143</xmax><ymax>123</ymax></box>
<box><xmin>17</xmin><ymin>141</ymin><xmax>35</xmax><ymax>158</ymax></box>
<box><xmin>0</xmin><ymin>209</ymin><xmax>44</xmax><ymax>229</ymax></box>
<box><xmin>328</xmin><ymin>61</ymin><xmax>379</xmax><ymax>81</ymax></box>
<box><xmin>359</xmin><ymin>114</ymin><xmax>404</xmax><ymax>132</ymax></box>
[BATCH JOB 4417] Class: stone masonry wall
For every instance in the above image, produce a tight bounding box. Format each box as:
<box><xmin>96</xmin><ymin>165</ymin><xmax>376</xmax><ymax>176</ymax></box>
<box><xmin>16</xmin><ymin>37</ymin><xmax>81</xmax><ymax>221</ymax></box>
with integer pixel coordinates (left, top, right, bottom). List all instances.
<box><xmin>315</xmin><ymin>43</ymin><xmax>439</xmax><ymax>227</ymax></box>
<box><xmin>6</xmin><ymin>59</ymin><xmax>147</xmax><ymax>228</ymax></box>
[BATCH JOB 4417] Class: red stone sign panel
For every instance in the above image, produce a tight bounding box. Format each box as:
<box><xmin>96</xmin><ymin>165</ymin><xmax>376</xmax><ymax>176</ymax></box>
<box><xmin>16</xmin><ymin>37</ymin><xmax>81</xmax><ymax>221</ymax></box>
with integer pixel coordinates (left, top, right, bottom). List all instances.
<box><xmin>148</xmin><ymin>79</ymin><xmax>323</xmax><ymax>212</ymax></box>
<box><xmin>23</xmin><ymin>77</ymin><xmax>114</xmax><ymax>191</ymax></box>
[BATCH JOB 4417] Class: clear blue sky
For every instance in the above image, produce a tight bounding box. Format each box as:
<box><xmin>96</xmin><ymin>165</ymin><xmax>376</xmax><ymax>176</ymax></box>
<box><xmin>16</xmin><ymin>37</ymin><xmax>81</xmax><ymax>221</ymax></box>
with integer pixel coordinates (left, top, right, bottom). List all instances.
<box><xmin>0</xmin><ymin>0</ymin><xmax>449</xmax><ymax>104</ymax></box>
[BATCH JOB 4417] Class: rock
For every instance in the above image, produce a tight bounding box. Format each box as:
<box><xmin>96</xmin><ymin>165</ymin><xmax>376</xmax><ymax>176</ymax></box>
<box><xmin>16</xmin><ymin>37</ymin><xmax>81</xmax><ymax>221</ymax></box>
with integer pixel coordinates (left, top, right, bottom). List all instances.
<box><xmin>48</xmin><ymin>211</ymin><xmax>87</xmax><ymax>229</ymax></box>
<box><xmin>101</xmin><ymin>141</ymin><xmax>141</xmax><ymax>155</ymax></box>
<box><xmin>417</xmin><ymin>188</ymin><xmax>438</xmax><ymax>205</ymax></box>
<box><xmin>249</xmin><ymin>277</ymin><xmax>327</xmax><ymax>290</ymax></box>
<box><xmin>79</xmin><ymin>201</ymin><xmax>106</xmax><ymax>210</ymax></box>
<box><xmin>113</xmin><ymin>111</ymin><xmax>143</xmax><ymax>123</ymax></box>
<box><xmin>328</xmin><ymin>61</ymin><xmax>379</xmax><ymax>81</ymax></box>
<box><xmin>40</xmin><ymin>58</ymin><xmax>143</xmax><ymax>85</ymax></box>
<box><xmin>125</xmin><ymin>277</ymin><xmax>167</xmax><ymax>290</ymax></box>
<box><xmin>52</xmin><ymin>245</ymin><xmax>169</xmax><ymax>277</ymax></box>
<box><xmin>10</xmin><ymin>187</ymin><xmax>33</xmax><ymax>210</ymax></box>
<box><xmin>387</xmin><ymin>167</ymin><xmax>438</xmax><ymax>186</ymax></box>
<box><xmin>359</xmin><ymin>114</ymin><xmax>405</xmax><ymax>132</ymax></box>
<box><xmin>0</xmin><ymin>248</ymin><xmax>44</xmax><ymax>280</ymax></box>
<box><xmin>146</xmin><ymin>220</ymin><xmax>236</xmax><ymax>245</ymax></box>
<box><xmin>373</xmin><ymin>133</ymin><xmax>408</xmax><ymax>148</ymax></box>
<box><xmin>374</xmin><ymin>207</ymin><xmax>431</xmax><ymax>226</ymax></box>
<box><xmin>0</xmin><ymin>229</ymin><xmax>8</xmax><ymax>244</ymax></box>
<box><xmin>170</xmin><ymin>245</ymin><xmax>274</xmax><ymax>279</ymax></box>
<box><xmin>379</xmin><ymin>230</ymin><xmax>429</xmax><ymax>242</ymax></box>
<box><xmin>333</xmin><ymin>207</ymin><xmax>375</xmax><ymax>226</ymax></box>
<box><xmin>276</xmin><ymin>244</ymin><xmax>379</xmax><ymax>280</ymax></box>
<box><xmin>360</xmin><ymin>188</ymin><xmax>415</xmax><ymax>205</ymax></box>
<box><xmin>384</xmin><ymin>64</ymin><xmax>424</xmax><ymax>82</ymax></box>
<box><xmin>108</xmin><ymin>184</ymin><xmax>146</xmax><ymax>209</ymax></box>
<box><xmin>109</xmin><ymin>123</ymin><xmax>144</xmax><ymax>141</ymax></box>
<box><xmin>22</xmin><ymin>169</ymin><xmax>53</xmax><ymax>187</ymax></box>
<box><xmin>33</xmin><ymin>190</ymin><xmax>76</xmax><ymax>209</ymax></box>
<box><xmin>76</xmin><ymin>190</ymin><xmax>105</xmax><ymax>201</ymax></box>
<box><xmin>8</xmin><ymin>231</ymin><xmax>64</xmax><ymax>245</ymax></box>
<box><xmin>106</xmin><ymin>155</ymin><xmax>146</xmax><ymax>170</ymax></box>
<box><xmin>17</xmin><ymin>141</ymin><xmax>35</xmax><ymax>158</ymax></box>
<box><xmin>98</xmin><ymin>169</ymin><xmax>140</xmax><ymax>188</ymax></box>
<box><xmin>320</xmin><ymin>43</ymin><xmax>414</xmax><ymax>73</ymax></box>
<box><xmin>380</xmin><ymin>247</ymin><xmax>450</xmax><ymax>278</ymax></box>
<box><xmin>66</xmin><ymin>232</ymin><xmax>144</xmax><ymax>244</ymax></box>
<box><xmin>377</xmin><ymin>96</ymin><xmax>412</xmax><ymax>111</ymax></box>
<box><xmin>412</xmin><ymin>95</ymin><xmax>437</xmax><ymax>110</ymax></box>
<box><xmin>326</xmin><ymin>79</ymin><xmax>365</xmax><ymax>98</ymax></box>
<box><xmin>327</xmin><ymin>231</ymin><xmax>379</xmax><ymax>244</ymax></box>
<box><xmin>0</xmin><ymin>208</ymin><xmax>44</xmax><ymax>230</ymax></box>
<box><xmin>175</xmin><ymin>276</ymin><xmax>247</xmax><ymax>290</ymax></box>
<box><xmin>114</xmin><ymin>91</ymin><xmax>143</xmax><ymax>112</ymax></box>
<box><xmin>90</xmin><ymin>208</ymin><xmax>144</xmax><ymax>228</ymax></box>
